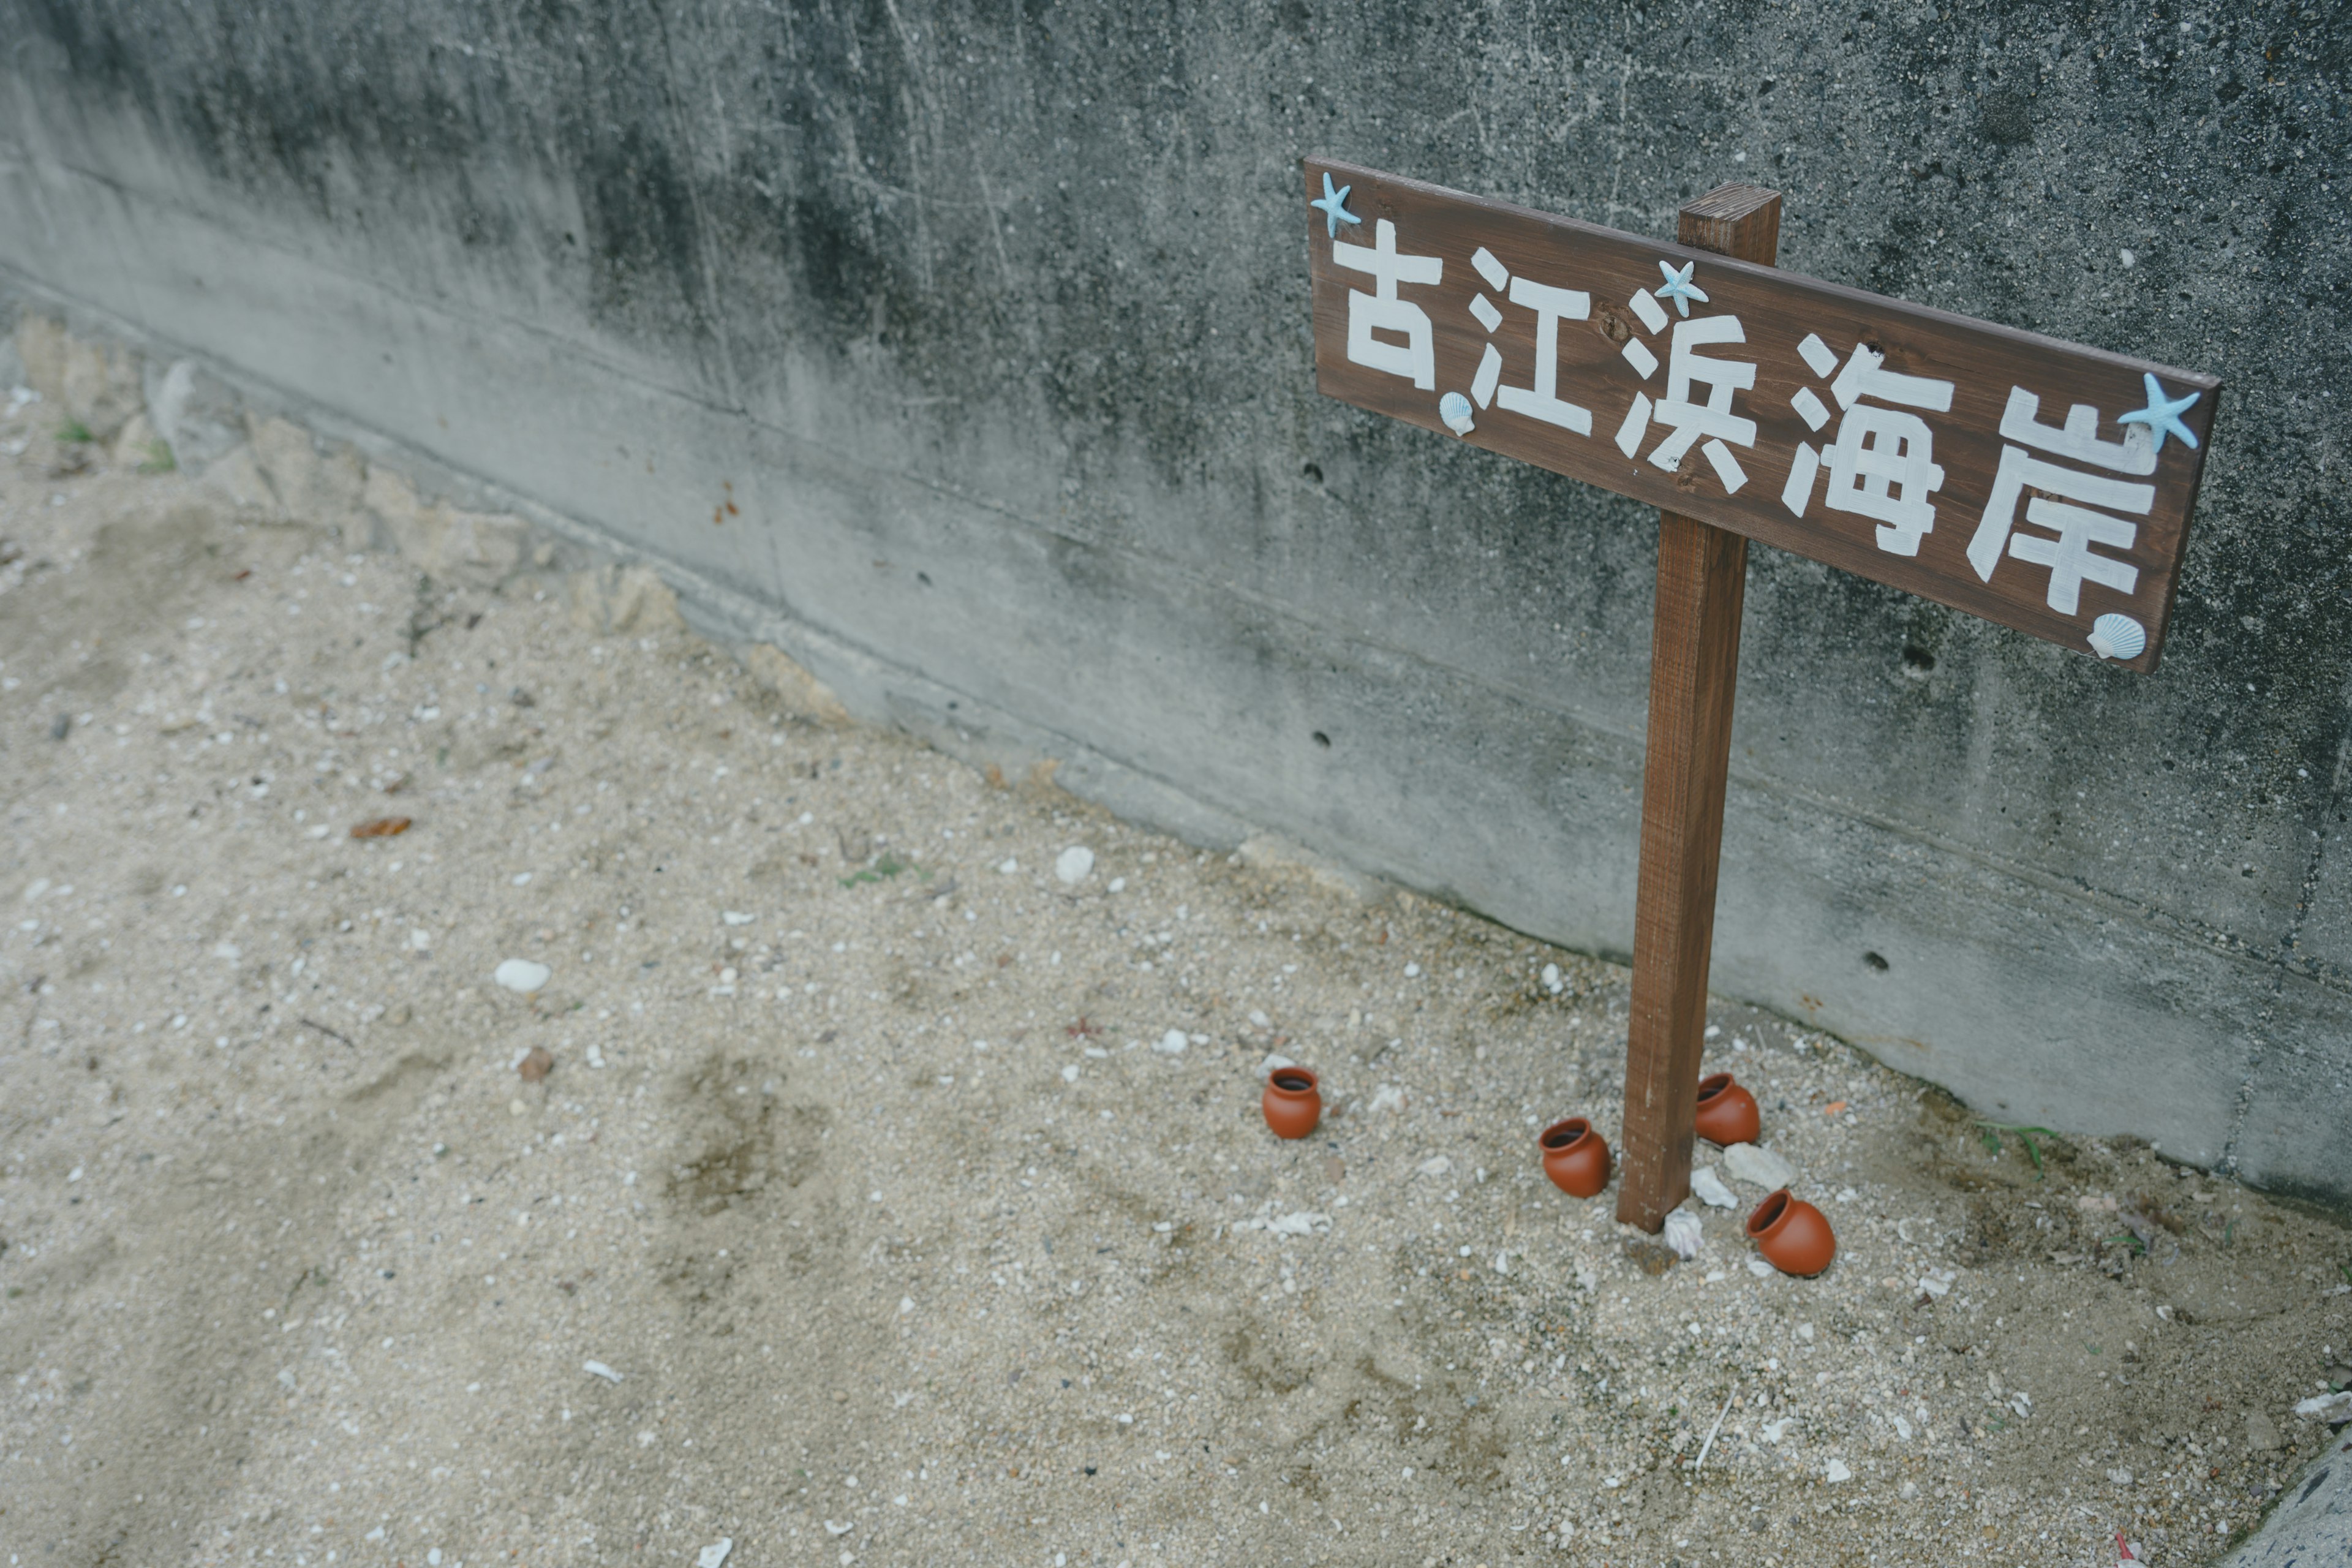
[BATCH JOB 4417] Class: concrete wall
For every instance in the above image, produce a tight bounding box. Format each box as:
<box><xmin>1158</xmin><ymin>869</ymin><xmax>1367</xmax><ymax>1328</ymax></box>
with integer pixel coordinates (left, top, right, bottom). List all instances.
<box><xmin>2</xmin><ymin>1</ymin><xmax>2346</xmax><ymax>1197</ymax></box>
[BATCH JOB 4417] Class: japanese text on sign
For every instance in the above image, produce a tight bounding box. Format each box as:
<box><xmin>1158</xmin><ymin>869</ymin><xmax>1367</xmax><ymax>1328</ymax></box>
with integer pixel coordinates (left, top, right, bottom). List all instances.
<box><xmin>1305</xmin><ymin>162</ymin><xmax>2218</xmax><ymax>669</ymax></box>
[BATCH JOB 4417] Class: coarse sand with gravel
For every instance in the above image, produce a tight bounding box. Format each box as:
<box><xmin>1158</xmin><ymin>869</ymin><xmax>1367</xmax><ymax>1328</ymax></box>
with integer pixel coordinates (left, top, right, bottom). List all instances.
<box><xmin>2</xmin><ymin>398</ymin><xmax>2348</xmax><ymax>1568</ymax></box>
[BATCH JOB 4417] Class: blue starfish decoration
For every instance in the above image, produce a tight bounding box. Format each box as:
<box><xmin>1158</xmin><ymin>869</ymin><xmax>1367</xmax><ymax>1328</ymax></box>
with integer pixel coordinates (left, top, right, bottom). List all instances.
<box><xmin>2117</xmin><ymin>372</ymin><xmax>2201</xmax><ymax>454</ymax></box>
<box><xmin>1310</xmin><ymin>172</ymin><xmax>1362</xmax><ymax>241</ymax></box>
<box><xmin>1655</xmin><ymin>259</ymin><xmax>1708</xmax><ymax>317</ymax></box>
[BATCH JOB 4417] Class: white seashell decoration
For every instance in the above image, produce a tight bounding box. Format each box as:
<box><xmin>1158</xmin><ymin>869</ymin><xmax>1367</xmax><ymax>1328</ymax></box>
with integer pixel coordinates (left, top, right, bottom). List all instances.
<box><xmin>1438</xmin><ymin>391</ymin><xmax>1476</xmax><ymax>436</ymax></box>
<box><xmin>1662</xmin><ymin>1205</ymin><xmax>1705</xmax><ymax>1260</ymax></box>
<box><xmin>2086</xmin><ymin>612</ymin><xmax>2147</xmax><ymax>662</ymax></box>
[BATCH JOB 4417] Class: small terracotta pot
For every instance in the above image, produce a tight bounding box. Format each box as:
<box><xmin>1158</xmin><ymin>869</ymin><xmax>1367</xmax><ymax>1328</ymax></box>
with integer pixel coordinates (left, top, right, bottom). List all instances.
<box><xmin>1694</xmin><ymin>1072</ymin><xmax>1762</xmax><ymax>1147</ymax></box>
<box><xmin>1539</xmin><ymin>1117</ymin><xmax>1612</xmax><ymax>1197</ymax></box>
<box><xmin>1262</xmin><ymin>1067</ymin><xmax>1322</xmax><ymax>1139</ymax></box>
<box><xmin>1746</xmin><ymin>1188</ymin><xmax>1837</xmax><ymax>1276</ymax></box>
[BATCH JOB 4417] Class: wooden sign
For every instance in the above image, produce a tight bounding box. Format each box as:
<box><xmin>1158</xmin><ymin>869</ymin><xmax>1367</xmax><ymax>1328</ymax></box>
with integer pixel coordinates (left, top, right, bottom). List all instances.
<box><xmin>1306</xmin><ymin>159</ymin><xmax>2219</xmax><ymax>671</ymax></box>
<box><xmin>1301</xmin><ymin>160</ymin><xmax>2223</xmax><ymax>1235</ymax></box>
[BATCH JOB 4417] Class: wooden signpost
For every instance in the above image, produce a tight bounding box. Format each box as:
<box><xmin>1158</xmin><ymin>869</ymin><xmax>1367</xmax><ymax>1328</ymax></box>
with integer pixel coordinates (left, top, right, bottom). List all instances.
<box><xmin>1302</xmin><ymin>159</ymin><xmax>2220</xmax><ymax>1232</ymax></box>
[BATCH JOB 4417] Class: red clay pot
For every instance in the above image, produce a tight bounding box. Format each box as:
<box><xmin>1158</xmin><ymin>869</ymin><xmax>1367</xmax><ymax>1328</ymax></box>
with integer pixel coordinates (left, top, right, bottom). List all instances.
<box><xmin>1694</xmin><ymin>1072</ymin><xmax>1762</xmax><ymax>1147</ymax></box>
<box><xmin>1262</xmin><ymin>1067</ymin><xmax>1322</xmax><ymax>1139</ymax></box>
<box><xmin>1746</xmin><ymin>1188</ymin><xmax>1837</xmax><ymax>1276</ymax></box>
<box><xmin>1539</xmin><ymin>1117</ymin><xmax>1612</xmax><ymax>1198</ymax></box>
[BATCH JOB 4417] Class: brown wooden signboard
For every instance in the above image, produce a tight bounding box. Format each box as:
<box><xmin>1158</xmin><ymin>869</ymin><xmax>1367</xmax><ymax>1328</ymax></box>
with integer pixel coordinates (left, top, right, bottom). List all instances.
<box><xmin>1302</xmin><ymin>159</ymin><xmax>2222</xmax><ymax>1235</ymax></box>
<box><xmin>1306</xmin><ymin>158</ymin><xmax>2218</xmax><ymax>671</ymax></box>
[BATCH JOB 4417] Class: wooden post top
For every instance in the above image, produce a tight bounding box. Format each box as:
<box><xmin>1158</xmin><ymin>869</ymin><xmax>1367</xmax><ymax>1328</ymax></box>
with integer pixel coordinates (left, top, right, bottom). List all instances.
<box><xmin>1676</xmin><ymin>184</ymin><xmax>1781</xmax><ymax>264</ymax></box>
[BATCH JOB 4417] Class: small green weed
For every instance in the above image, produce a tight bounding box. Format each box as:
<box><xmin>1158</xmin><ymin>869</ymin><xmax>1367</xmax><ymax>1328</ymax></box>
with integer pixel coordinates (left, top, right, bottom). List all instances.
<box><xmin>1973</xmin><ymin>1120</ymin><xmax>2056</xmax><ymax>1179</ymax></box>
<box><xmin>56</xmin><ymin>417</ymin><xmax>94</xmax><ymax>443</ymax></box>
<box><xmin>840</xmin><ymin>854</ymin><xmax>928</xmax><ymax>889</ymax></box>
<box><xmin>137</xmin><ymin>439</ymin><xmax>176</xmax><ymax>473</ymax></box>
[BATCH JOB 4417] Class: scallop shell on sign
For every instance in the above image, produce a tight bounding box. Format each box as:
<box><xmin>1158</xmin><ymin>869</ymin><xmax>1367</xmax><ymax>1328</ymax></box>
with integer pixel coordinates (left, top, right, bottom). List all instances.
<box><xmin>1438</xmin><ymin>391</ymin><xmax>1476</xmax><ymax>437</ymax></box>
<box><xmin>2086</xmin><ymin>612</ymin><xmax>2147</xmax><ymax>662</ymax></box>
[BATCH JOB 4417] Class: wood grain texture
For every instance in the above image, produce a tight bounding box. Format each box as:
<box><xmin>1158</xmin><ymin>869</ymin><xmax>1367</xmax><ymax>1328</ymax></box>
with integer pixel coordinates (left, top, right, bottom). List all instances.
<box><xmin>1304</xmin><ymin>159</ymin><xmax>2220</xmax><ymax>670</ymax></box>
<box><xmin>1615</xmin><ymin>186</ymin><xmax>1779</xmax><ymax>1234</ymax></box>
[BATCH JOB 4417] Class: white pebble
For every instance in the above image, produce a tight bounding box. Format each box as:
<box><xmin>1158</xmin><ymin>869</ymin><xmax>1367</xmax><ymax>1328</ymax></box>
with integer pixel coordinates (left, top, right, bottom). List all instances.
<box><xmin>997</xmin><ymin>858</ymin><xmax>1019</xmax><ymax>875</ymax></box>
<box><xmin>494</xmin><ymin>958</ymin><xmax>552</xmax><ymax>993</ymax></box>
<box><xmin>582</xmin><ymin>1360</ymin><xmax>622</xmax><ymax>1383</ymax></box>
<box><xmin>722</xmin><ymin>910</ymin><xmax>756</xmax><ymax>925</ymax></box>
<box><xmin>1824</xmin><ymin>1459</ymin><xmax>1852</xmax><ymax>1483</ymax></box>
<box><xmin>1154</xmin><ymin>1029</ymin><xmax>1188</xmax><ymax>1055</ymax></box>
<box><xmin>1690</xmin><ymin>1164</ymin><xmax>1737</xmax><ymax>1209</ymax></box>
<box><xmin>697</xmin><ymin>1540</ymin><xmax>734</xmax><ymax>1568</ymax></box>
<box><xmin>1054</xmin><ymin>846</ymin><xmax>1095</xmax><ymax>884</ymax></box>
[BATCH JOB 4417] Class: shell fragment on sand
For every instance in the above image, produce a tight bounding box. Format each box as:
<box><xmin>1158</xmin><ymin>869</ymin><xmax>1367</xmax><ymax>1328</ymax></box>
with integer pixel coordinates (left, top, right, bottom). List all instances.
<box><xmin>1234</xmin><ymin>1209</ymin><xmax>1330</xmax><ymax>1237</ymax></box>
<box><xmin>1691</xmin><ymin>1164</ymin><xmax>1738</xmax><ymax>1208</ymax></box>
<box><xmin>1721</xmin><ymin>1142</ymin><xmax>1796</xmax><ymax>1190</ymax></box>
<box><xmin>2293</xmin><ymin>1390</ymin><xmax>2352</xmax><ymax>1424</ymax></box>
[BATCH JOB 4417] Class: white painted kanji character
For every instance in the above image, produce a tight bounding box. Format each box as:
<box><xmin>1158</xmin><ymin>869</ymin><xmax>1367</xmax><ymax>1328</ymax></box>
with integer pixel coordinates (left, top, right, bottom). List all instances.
<box><xmin>1965</xmin><ymin>387</ymin><xmax>2155</xmax><ymax>616</ymax></box>
<box><xmin>1453</xmin><ymin>246</ymin><xmax>1593</xmax><ymax>436</ymax></box>
<box><xmin>1608</xmin><ymin>263</ymin><xmax>1757</xmax><ymax>494</ymax></box>
<box><xmin>1779</xmin><ymin>335</ymin><xmax>1955</xmax><ymax>557</ymax></box>
<box><xmin>1647</xmin><ymin>317</ymin><xmax>1757</xmax><ymax>486</ymax></box>
<box><xmin>1332</xmin><ymin>219</ymin><xmax>1443</xmax><ymax>391</ymax></box>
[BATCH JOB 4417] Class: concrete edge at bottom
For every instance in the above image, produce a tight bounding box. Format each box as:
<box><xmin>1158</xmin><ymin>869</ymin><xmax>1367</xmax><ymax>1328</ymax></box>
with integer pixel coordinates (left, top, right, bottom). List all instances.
<box><xmin>2221</xmin><ymin>1430</ymin><xmax>2351</xmax><ymax>1566</ymax></box>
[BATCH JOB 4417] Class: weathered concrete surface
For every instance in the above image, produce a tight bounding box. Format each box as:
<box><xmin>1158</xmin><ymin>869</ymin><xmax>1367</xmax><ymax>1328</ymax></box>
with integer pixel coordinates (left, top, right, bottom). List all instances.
<box><xmin>2225</xmin><ymin>1431</ymin><xmax>2352</xmax><ymax>1568</ymax></box>
<box><xmin>0</xmin><ymin>2</ymin><xmax>2346</xmax><ymax>1196</ymax></box>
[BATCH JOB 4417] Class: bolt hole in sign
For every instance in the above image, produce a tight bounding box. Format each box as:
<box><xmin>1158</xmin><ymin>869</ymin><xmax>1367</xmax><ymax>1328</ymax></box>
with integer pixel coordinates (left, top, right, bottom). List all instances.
<box><xmin>1303</xmin><ymin>161</ymin><xmax>2219</xmax><ymax>671</ymax></box>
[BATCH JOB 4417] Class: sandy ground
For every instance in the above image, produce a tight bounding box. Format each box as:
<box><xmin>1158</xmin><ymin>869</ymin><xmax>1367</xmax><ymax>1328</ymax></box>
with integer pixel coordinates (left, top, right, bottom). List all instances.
<box><xmin>1</xmin><ymin>398</ymin><xmax>2348</xmax><ymax>1568</ymax></box>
